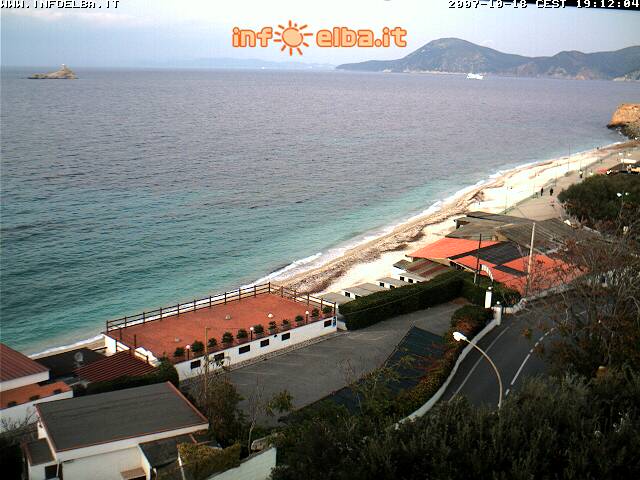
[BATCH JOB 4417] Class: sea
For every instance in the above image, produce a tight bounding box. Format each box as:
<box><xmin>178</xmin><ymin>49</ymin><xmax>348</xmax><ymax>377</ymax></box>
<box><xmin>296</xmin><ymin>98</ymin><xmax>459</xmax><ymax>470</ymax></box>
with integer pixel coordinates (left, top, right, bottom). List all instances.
<box><xmin>1</xmin><ymin>68</ymin><xmax>638</xmax><ymax>354</ymax></box>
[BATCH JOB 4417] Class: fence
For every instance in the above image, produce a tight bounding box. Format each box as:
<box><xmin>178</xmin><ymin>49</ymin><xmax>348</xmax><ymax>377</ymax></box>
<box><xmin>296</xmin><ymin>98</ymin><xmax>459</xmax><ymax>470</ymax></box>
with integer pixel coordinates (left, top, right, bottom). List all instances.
<box><xmin>104</xmin><ymin>282</ymin><xmax>335</xmax><ymax>332</ymax></box>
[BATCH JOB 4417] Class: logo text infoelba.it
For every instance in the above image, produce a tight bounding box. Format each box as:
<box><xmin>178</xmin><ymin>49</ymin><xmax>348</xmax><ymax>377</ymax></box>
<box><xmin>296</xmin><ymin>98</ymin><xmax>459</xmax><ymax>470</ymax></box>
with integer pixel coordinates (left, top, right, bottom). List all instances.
<box><xmin>232</xmin><ymin>21</ymin><xmax>407</xmax><ymax>56</ymax></box>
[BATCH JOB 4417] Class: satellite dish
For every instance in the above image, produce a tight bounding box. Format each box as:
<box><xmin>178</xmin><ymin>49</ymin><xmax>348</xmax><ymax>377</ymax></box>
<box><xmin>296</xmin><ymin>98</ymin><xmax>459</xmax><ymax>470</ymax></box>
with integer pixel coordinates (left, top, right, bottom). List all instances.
<box><xmin>74</xmin><ymin>351</ymin><xmax>84</xmax><ymax>367</ymax></box>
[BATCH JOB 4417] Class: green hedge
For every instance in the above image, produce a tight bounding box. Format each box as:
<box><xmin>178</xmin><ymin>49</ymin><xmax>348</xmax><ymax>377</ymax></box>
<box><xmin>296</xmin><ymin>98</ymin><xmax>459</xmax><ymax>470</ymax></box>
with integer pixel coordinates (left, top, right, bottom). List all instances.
<box><xmin>339</xmin><ymin>271</ymin><xmax>463</xmax><ymax>330</ymax></box>
<box><xmin>83</xmin><ymin>358</ymin><xmax>179</xmax><ymax>396</ymax></box>
<box><xmin>339</xmin><ymin>270</ymin><xmax>519</xmax><ymax>331</ymax></box>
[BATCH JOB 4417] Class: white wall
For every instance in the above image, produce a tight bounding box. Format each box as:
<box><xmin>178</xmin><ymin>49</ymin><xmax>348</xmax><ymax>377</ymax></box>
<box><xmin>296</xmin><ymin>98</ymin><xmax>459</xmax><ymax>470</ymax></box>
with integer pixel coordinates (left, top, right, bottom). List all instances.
<box><xmin>207</xmin><ymin>447</ymin><xmax>276</xmax><ymax>480</ymax></box>
<box><xmin>61</xmin><ymin>446</ymin><xmax>143</xmax><ymax>480</ymax></box>
<box><xmin>0</xmin><ymin>390</ymin><xmax>73</xmax><ymax>432</ymax></box>
<box><xmin>0</xmin><ymin>371</ymin><xmax>50</xmax><ymax>393</ymax></box>
<box><xmin>174</xmin><ymin>318</ymin><xmax>337</xmax><ymax>380</ymax></box>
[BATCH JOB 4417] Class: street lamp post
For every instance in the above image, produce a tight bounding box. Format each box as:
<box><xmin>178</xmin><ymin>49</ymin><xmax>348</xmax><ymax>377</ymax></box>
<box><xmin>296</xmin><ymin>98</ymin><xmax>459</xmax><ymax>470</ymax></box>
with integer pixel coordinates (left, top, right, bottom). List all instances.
<box><xmin>305</xmin><ymin>310</ymin><xmax>310</xmax><ymax>324</ymax></box>
<box><xmin>249</xmin><ymin>326</ymin><xmax>254</xmax><ymax>341</ymax></box>
<box><xmin>453</xmin><ymin>331</ymin><xmax>503</xmax><ymax>409</ymax></box>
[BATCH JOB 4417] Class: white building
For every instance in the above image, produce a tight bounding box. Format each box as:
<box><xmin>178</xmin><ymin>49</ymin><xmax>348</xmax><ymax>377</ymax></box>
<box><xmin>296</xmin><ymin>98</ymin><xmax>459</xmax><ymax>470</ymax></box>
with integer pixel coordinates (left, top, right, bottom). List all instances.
<box><xmin>0</xmin><ymin>343</ymin><xmax>73</xmax><ymax>432</ymax></box>
<box><xmin>23</xmin><ymin>381</ymin><xmax>209</xmax><ymax>480</ymax></box>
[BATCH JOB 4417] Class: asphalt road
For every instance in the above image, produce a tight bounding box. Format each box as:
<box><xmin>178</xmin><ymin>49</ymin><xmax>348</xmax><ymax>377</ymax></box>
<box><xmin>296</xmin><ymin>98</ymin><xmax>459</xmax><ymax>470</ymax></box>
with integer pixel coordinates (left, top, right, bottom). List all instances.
<box><xmin>225</xmin><ymin>302</ymin><xmax>461</xmax><ymax>423</ymax></box>
<box><xmin>442</xmin><ymin>304</ymin><xmax>557</xmax><ymax>408</ymax></box>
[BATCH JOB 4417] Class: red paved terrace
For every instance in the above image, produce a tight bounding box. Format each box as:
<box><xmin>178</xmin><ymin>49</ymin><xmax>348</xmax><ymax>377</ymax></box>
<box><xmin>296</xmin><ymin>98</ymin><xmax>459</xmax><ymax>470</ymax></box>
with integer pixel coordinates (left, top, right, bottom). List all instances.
<box><xmin>108</xmin><ymin>292</ymin><xmax>332</xmax><ymax>361</ymax></box>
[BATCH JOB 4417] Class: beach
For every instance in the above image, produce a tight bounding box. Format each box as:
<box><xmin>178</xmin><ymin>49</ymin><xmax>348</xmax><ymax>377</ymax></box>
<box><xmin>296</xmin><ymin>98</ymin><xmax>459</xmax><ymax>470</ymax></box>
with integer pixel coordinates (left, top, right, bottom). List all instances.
<box><xmin>277</xmin><ymin>140</ymin><xmax>638</xmax><ymax>296</ymax></box>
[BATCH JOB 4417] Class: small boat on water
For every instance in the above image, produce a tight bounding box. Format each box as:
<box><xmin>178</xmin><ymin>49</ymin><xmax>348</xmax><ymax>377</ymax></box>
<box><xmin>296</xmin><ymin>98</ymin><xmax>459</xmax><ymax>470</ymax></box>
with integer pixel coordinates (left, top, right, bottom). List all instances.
<box><xmin>466</xmin><ymin>73</ymin><xmax>484</xmax><ymax>80</ymax></box>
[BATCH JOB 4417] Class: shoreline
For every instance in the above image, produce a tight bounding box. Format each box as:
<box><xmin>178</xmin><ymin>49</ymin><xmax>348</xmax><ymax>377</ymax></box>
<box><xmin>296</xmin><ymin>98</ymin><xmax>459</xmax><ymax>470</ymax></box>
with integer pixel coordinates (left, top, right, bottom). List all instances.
<box><xmin>275</xmin><ymin>141</ymin><xmax>633</xmax><ymax>295</ymax></box>
<box><xmin>25</xmin><ymin>140</ymin><xmax>635</xmax><ymax>358</ymax></box>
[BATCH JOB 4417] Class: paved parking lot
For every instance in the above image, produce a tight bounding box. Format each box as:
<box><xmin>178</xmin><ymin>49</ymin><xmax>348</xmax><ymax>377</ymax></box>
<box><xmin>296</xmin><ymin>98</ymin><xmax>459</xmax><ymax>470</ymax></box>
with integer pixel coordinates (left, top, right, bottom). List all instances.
<box><xmin>227</xmin><ymin>301</ymin><xmax>462</xmax><ymax>422</ymax></box>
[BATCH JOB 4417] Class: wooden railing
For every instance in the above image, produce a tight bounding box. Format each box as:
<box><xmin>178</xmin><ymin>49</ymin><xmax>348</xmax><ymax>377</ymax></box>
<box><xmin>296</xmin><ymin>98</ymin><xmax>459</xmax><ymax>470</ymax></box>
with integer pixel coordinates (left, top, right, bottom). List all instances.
<box><xmin>104</xmin><ymin>282</ymin><xmax>336</xmax><ymax>332</ymax></box>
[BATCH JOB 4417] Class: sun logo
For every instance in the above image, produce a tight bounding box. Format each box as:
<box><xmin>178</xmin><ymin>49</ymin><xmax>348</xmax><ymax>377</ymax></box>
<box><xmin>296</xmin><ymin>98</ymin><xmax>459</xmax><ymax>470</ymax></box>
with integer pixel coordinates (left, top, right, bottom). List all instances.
<box><xmin>274</xmin><ymin>20</ymin><xmax>313</xmax><ymax>56</ymax></box>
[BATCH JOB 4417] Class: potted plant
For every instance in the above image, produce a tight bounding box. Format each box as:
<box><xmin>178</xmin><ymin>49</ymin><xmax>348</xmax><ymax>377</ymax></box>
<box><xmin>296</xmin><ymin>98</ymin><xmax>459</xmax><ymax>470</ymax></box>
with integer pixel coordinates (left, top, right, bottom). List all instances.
<box><xmin>253</xmin><ymin>324</ymin><xmax>265</xmax><ymax>337</ymax></box>
<box><xmin>174</xmin><ymin>347</ymin><xmax>185</xmax><ymax>358</ymax></box>
<box><xmin>191</xmin><ymin>340</ymin><xmax>204</xmax><ymax>354</ymax></box>
<box><xmin>222</xmin><ymin>331</ymin><xmax>234</xmax><ymax>346</ymax></box>
<box><xmin>268</xmin><ymin>320</ymin><xmax>278</xmax><ymax>333</ymax></box>
<box><xmin>311</xmin><ymin>308</ymin><xmax>320</xmax><ymax>319</ymax></box>
<box><xmin>322</xmin><ymin>305</ymin><xmax>333</xmax><ymax>317</ymax></box>
<box><xmin>207</xmin><ymin>338</ymin><xmax>217</xmax><ymax>351</ymax></box>
<box><xmin>237</xmin><ymin>329</ymin><xmax>248</xmax><ymax>342</ymax></box>
<box><xmin>295</xmin><ymin>315</ymin><xmax>304</xmax><ymax>326</ymax></box>
<box><xmin>282</xmin><ymin>319</ymin><xmax>291</xmax><ymax>330</ymax></box>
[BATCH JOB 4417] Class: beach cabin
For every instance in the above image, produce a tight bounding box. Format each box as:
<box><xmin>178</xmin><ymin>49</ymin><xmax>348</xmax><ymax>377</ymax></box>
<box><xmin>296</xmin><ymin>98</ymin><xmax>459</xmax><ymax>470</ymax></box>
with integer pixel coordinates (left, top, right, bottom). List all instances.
<box><xmin>23</xmin><ymin>382</ymin><xmax>209</xmax><ymax>480</ymax></box>
<box><xmin>341</xmin><ymin>283</ymin><xmax>386</xmax><ymax>299</ymax></box>
<box><xmin>377</xmin><ymin>277</ymin><xmax>410</xmax><ymax>289</ymax></box>
<box><xmin>0</xmin><ymin>343</ymin><xmax>72</xmax><ymax>432</ymax></box>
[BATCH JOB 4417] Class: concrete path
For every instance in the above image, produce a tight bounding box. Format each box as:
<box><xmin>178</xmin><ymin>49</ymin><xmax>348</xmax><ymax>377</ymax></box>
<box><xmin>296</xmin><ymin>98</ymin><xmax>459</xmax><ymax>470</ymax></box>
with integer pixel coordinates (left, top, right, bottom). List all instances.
<box><xmin>227</xmin><ymin>301</ymin><xmax>462</xmax><ymax>422</ymax></box>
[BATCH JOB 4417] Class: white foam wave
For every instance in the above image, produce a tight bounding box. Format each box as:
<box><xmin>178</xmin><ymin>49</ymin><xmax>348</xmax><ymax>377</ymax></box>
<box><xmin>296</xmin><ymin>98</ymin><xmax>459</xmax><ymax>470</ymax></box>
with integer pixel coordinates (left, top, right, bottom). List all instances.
<box><xmin>29</xmin><ymin>334</ymin><xmax>105</xmax><ymax>359</ymax></box>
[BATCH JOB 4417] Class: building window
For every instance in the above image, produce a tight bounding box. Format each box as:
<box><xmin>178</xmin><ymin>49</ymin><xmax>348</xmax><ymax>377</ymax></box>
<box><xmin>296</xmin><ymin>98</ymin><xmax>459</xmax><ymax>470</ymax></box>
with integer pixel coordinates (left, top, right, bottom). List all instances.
<box><xmin>324</xmin><ymin>320</ymin><xmax>332</xmax><ymax>328</ymax></box>
<box><xmin>344</xmin><ymin>292</ymin><xmax>350</xmax><ymax>298</ymax></box>
<box><xmin>239</xmin><ymin>345</ymin><xmax>250</xmax><ymax>354</ymax></box>
<box><xmin>190</xmin><ymin>360</ymin><xmax>201</xmax><ymax>369</ymax></box>
<box><xmin>390</xmin><ymin>285</ymin><xmax>396</xmax><ymax>289</ymax></box>
<box><xmin>45</xmin><ymin>465</ymin><xmax>59</xmax><ymax>479</ymax></box>
<box><xmin>400</xmin><ymin>276</ymin><xmax>405</xmax><ymax>281</ymax></box>
<box><xmin>379</xmin><ymin>282</ymin><xmax>385</xmax><ymax>287</ymax></box>
<box><xmin>260</xmin><ymin>339</ymin><xmax>269</xmax><ymax>347</ymax></box>
<box><xmin>214</xmin><ymin>353</ymin><xmax>225</xmax><ymax>362</ymax></box>
<box><xmin>408</xmin><ymin>279</ymin><xmax>414</xmax><ymax>284</ymax></box>
<box><xmin>282</xmin><ymin>333</ymin><xmax>290</xmax><ymax>341</ymax></box>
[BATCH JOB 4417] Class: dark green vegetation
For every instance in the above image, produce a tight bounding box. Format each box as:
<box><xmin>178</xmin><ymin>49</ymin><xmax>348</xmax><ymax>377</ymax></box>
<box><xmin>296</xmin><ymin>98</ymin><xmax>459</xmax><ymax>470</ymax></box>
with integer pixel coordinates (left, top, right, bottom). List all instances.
<box><xmin>558</xmin><ymin>173</ymin><xmax>639</xmax><ymax>232</ymax></box>
<box><xmin>339</xmin><ymin>270</ymin><xmax>519</xmax><ymax>330</ymax></box>
<box><xmin>273</xmin><ymin>373</ymin><xmax>640</xmax><ymax>480</ymax></box>
<box><xmin>337</xmin><ymin>38</ymin><xmax>640</xmax><ymax>80</ymax></box>
<box><xmin>174</xmin><ymin>442</ymin><xmax>241</xmax><ymax>480</ymax></box>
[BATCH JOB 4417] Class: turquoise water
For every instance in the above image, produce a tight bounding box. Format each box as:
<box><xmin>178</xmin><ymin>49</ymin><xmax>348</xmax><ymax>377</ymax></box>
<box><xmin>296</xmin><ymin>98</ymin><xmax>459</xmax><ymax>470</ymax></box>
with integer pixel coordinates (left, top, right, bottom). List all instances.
<box><xmin>1</xmin><ymin>68</ymin><xmax>636</xmax><ymax>353</ymax></box>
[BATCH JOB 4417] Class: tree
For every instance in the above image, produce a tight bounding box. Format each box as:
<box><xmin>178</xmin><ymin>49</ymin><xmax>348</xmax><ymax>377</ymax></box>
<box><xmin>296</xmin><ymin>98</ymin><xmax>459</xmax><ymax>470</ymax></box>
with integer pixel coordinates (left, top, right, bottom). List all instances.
<box><xmin>558</xmin><ymin>174</ymin><xmax>639</xmax><ymax>232</ymax></box>
<box><xmin>245</xmin><ymin>380</ymin><xmax>293</xmax><ymax>452</ymax></box>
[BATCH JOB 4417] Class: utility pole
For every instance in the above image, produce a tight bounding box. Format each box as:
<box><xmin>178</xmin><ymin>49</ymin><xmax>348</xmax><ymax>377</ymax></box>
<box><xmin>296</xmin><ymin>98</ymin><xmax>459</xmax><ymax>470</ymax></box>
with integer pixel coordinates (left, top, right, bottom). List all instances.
<box><xmin>474</xmin><ymin>234</ymin><xmax>483</xmax><ymax>285</ymax></box>
<box><xmin>526</xmin><ymin>223</ymin><xmax>536</xmax><ymax>296</ymax></box>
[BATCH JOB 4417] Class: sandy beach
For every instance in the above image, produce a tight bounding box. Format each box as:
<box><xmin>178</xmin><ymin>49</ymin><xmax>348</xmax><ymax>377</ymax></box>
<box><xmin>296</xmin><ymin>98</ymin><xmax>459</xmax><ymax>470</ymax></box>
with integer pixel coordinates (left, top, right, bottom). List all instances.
<box><xmin>277</xmin><ymin>140</ymin><xmax>638</xmax><ymax>296</ymax></box>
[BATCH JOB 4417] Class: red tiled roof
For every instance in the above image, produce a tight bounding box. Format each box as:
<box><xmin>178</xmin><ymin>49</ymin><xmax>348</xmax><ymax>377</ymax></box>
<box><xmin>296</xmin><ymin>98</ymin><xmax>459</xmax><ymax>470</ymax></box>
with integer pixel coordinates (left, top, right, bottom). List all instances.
<box><xmin>1</xmin><ymin>381</ymin><xmax>71</xmax><ymax>409</ymax></box>
<box><xmin>75</xmin><ymin>351</ymin><xmax>156</xmax><ymax>383</ymax></box>
<box><xmin>409</xmin><ymin>238</ymin><xmax>499</xmax><ymax>260</ymax></box>
<box><xmin>0</xmin><ymin>343</ymin><xmax>48</xmax><ymax>382</ymax></box>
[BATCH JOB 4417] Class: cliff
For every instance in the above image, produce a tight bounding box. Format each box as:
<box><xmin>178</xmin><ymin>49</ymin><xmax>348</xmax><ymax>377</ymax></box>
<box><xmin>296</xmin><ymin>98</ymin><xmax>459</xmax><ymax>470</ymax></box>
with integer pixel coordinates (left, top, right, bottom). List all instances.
<box><xmin>29</xmin><ymin>65</ymin><xmax>77</xmax><ymax>80</ymax></box>
<box><xmin>608</xmin><ymin>104</ymin><xmax>640</xmax><ymax>140</ymax></box>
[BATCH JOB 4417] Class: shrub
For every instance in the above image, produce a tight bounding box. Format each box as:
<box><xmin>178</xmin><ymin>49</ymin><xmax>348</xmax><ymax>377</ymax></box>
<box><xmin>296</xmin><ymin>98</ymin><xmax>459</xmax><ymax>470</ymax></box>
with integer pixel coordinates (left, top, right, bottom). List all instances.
<box><xmin>253</xmin><ymin>324</ymin><xmax>264</xmax><ymax>334</ymax></box>
<box><xmin>174</xmin><ymin>347</ymin><xmax>185</xmax><ymax>358</ymax></box>
<box><xmin>295</xmin><ymin>315</ymin><xmax>305</xmax><ymax>324</ymax></box>
<box><xmin>340</xmin><ymin>270</ymin><xmax>464</xmax><ymax>330</ymax></box>
<box><xmin>461</xmin><ymin>275</ymin><xmax>520</xmax><ymax>306</ymax></box>
<box><xmin>311</xmin><ymin>308</ymin><xmax>320</xmax><ymax>318</ymax></box>
<box><xmin>208</xmin><ymin>338</ymin><xmax>217</xmax><ymax>349</ymax></box>
<box><xmin>178</xmin><ymin>442</ymin><xmax>241</xmax><ymax>480</ymax></box>
<box><xmin>191</xmin><ymin>340</ymin><xmax>204</xmax><ymax>354</ymax></box>
<box><xmin>236</xmin><ymin>329</ymin><xmax>248</xmax><ymax>339</ymax></box>
<box><xmin>222</xmin><ymin>332</ymin><xmax>234</xmax><ymax>344</ymax></box>
<box><xmin>282</xmin><ymin>319</ymin><xmax>290</xmax><ymax>327</ymax></box>
<box><xmin>322</xmin><ymin>305</ymin><xmax>333</xmax><ymax>315</ymax></box>
<box><xmin>269</xmin><ymin>320</ymin><xmax>278</xmax><ymax>330</ymax></box>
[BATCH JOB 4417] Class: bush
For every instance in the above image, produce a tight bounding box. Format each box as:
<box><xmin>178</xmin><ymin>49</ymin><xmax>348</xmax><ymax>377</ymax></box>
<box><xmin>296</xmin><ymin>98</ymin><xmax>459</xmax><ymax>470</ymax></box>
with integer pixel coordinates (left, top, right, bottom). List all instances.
<box><xmin>282</xmin><ymin>319</ymin><xmax>290</xmax><ymax>327</ymax></box>
<box><xmin>253</xmin><ymin>324</ymin><xmax>264</xmax><ymax>334</ymax></box>
<box><xmin>311</xmin><ymin>308</ymin><xmax>320</xmax><ymax>318</ymax></box>
<box><xmin>222</xmin><ymin>332</ymin><xmax>234</xmax><ymax>344</ymax></box>
<box><xmin>174</xmin><ymin>347</ymin><xmax>185</xmax><ymax>358</ymax></box>
<box><xmin>85</xmin><ymin>358</ymin><xmax>179</xmax><ymax>395</ymax></box>
<box><xmin>208</xmin><ymin>338</ymin><xmax>217</xmax><ymax>349</ymax></box>
<box><xmin>339</xmin><ymin>271</ymin><xmax>464</xmax><ymax>330</ymax></box>
<box><xmin>461</xmin><ymin>275</ymin><xmax>520</xmax><ymax>306</ymax></box>
<box><xmin>295</xmin><ymin>315</ymin><xmax>304</xmax><ymax>324</ymax></box>
<box><xmin>191</xmin><ymin>340</ymin><xmax>204</xmax><ymax>354</ymax></box>
<box><xmin>269</xmin><ymin>320</ymin><xmax>278</xmax><ymax>330</ymax></box>
<box><xmin>178</xmin><ymin>443</ymin><xmax>241</xmax><ymax>480</ymax></box>
<box><xmin>236</xmin><ymin>329</ymin><xmax>248</xmax><ymax>339</ymax></box>
<box><xmin>323</xmin><ymin>305</ymin><xmax>334</xmax><ymax>315</ymax></box>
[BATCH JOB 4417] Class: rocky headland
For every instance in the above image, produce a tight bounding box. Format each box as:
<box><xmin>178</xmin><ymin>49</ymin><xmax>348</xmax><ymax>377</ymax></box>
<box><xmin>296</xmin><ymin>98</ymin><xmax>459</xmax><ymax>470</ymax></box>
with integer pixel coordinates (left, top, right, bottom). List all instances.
<box><xmin>608</xmin><ymin>103</ymin><xmax>640</xmax><ymax>140</ymax></box>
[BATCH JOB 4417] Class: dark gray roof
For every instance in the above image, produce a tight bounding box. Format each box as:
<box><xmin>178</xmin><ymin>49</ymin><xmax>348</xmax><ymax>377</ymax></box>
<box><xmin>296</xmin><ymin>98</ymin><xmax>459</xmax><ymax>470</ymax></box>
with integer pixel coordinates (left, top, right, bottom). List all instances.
<box><xmin>465</xmin><ymin>211</ymin><xmax>531</xmax><ymax>224</ymax></box>
<box><xmin>37</xmin><ymin>382</ymin><xmax>208</xmax><ymax>452</ymax></box>
<box><xmin>35</xmin><ymin>348</ymin><xmax>104</xmax><ymax>379</ymax></box>
<box><xmin>24</xmin><ymin>438</ymin><xmax>54</xmax><ymax>466</ymax></box>
<box><xmin>497</xmin><ymin>219</ymin><xmax>595</xmax><ymax>253</ymax></box>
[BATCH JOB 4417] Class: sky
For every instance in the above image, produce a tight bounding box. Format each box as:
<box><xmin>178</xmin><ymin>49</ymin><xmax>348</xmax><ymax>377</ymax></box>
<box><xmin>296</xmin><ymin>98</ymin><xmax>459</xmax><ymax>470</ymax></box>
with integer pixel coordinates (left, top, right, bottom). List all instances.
<box><xmin>1</xmin><ymin>0</ymin><xmax>639</xmax><ymax>67</ymax></box>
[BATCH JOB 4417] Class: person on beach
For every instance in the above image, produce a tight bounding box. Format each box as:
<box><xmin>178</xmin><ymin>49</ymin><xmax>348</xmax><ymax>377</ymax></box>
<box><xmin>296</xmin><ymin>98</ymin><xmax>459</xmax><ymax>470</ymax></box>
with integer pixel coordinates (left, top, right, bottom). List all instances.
<box><xmin>550</xmin><ymin>187</ymin><xmax>554</xmax><ymax>196</ymax></box>
<box><xmin>541</xmin><ymin>187</ymin><xmax>544</xmax><ymax>196</ymax></box>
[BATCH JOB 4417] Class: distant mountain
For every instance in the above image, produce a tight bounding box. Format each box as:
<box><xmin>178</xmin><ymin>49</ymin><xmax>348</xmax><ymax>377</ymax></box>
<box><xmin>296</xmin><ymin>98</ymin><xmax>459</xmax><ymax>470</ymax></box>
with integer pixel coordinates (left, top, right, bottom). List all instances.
<box><xmin>336</xmin><ymin>38</ymin><xmax>640</xmax><ymax>80</ymax></box>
